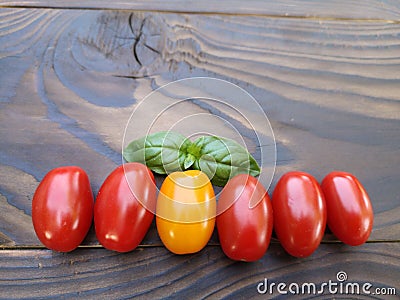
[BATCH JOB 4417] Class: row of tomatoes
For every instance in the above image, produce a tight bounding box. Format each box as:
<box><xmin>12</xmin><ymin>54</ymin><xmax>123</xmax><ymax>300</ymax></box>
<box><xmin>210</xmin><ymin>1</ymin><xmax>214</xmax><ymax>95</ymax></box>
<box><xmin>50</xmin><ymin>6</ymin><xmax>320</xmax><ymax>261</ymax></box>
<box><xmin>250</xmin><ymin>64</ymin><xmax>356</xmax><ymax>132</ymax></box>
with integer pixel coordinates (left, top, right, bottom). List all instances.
<box><xmin>32</xmin><ymin>163</ymin><xmax>373</xmax><ymax>261</ymax></box>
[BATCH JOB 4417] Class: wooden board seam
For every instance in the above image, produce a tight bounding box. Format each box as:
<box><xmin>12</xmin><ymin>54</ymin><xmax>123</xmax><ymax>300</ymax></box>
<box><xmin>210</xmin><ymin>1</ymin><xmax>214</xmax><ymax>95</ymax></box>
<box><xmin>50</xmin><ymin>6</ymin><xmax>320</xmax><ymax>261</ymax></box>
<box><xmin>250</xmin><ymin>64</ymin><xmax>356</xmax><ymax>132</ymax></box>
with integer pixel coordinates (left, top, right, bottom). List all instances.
<box><xmin>0</xmin><ymin>5</ymin><xmax>400</xmax><ymax>23</ymax></box>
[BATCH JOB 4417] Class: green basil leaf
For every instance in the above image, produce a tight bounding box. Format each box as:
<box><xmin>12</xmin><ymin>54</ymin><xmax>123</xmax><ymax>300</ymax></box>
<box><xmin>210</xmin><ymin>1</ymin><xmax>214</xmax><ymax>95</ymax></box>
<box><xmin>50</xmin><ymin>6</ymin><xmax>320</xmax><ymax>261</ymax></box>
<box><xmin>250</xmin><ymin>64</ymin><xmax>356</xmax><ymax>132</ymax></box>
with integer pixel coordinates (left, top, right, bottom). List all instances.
<box><xmin>190</xmin><ymin>136</ymin><xmax>260</xmax><ymax>186</ymax></box>
<box><xmin>183</xmin><ymin>153</ymin><xmax>196</xmax><ymax>170</ymax></box>
<box><xmin>123</xmin><ymin>131</ymin><xmax>192</xmax><ymax>174</ymax></box>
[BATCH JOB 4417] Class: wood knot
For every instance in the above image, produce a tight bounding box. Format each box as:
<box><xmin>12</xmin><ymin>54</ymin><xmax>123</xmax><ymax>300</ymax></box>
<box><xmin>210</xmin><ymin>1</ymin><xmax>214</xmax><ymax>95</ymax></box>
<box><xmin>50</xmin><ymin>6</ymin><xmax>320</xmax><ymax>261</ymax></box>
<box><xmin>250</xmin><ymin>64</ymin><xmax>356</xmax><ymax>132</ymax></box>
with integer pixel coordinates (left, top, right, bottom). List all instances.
<box><xmin>78</xmin><ymin>11</ymin><xmax>165</xmax><ymax>78</ymax></box>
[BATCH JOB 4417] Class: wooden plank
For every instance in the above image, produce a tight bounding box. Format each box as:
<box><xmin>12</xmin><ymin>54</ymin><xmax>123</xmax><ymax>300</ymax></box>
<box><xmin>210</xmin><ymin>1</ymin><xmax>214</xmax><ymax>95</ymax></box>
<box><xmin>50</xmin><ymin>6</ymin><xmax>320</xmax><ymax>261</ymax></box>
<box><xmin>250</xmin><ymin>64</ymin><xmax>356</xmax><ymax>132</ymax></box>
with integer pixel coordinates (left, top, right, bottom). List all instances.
<box><xmin>0</xmin><ymin>243</ymin><xmax>399</xmax><ymax>298</ymax></box>
<box><xmin>0</xmin><ymin>0</ymin><xmax>400</xmax><ymax>20</ymax></box>
<box><xmin>0</xmin><ymin>8</ymin><xmax>399</xmax><ymax>248</ymax></box>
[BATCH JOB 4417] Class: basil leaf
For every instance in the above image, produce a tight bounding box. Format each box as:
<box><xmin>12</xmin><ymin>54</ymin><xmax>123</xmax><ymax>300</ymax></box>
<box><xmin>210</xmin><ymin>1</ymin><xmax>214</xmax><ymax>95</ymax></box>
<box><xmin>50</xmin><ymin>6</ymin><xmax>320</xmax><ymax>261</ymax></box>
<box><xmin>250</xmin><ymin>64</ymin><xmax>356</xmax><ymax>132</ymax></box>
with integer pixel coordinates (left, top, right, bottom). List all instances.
<box><xmin>183</xmin><ymin>153</ymin><xmax>196</xmax><ymax>170</ymax></box>
<box><xmin>190</xmin><ymin>136</ymin><xmax>260</xmax><ymax>186</ymax></box>
<box><xmin>123</xmin><ymin>131</ymin><xmax>192</xmax><ymax>174</ymax></box>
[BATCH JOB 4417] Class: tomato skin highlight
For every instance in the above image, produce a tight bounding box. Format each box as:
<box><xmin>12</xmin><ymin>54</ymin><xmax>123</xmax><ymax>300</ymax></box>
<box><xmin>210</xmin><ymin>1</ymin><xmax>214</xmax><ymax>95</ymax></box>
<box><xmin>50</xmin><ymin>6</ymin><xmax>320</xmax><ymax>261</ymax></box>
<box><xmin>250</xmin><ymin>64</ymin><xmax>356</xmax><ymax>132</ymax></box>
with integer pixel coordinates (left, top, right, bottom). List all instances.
<box><xmin>94</xmin><ymin>163</ymin><xmax>156</xmax><ymax>252</ymax></box>
<box><xmin>32</xmin><ymin>166</ymin><xmax>94</xmax><ymax>252</ymax></box>
<box><xmin>156</xmin><ymin>170</ymin><xmax>216</xmax><ymax>255</ymax></box>
<box><xmin>272</xmin><ymin>171</ymin><xmax>326</xmax><ymax>258</ymax></box>
<box><xmin>321</xmin><ymin>171</ymin><xmax>373</xmax><ymax>246</ymax></box>
<box><xmin>217</xmin><ymin>174</ymin><xmax>273</xmax><ymax>262</ymax></box>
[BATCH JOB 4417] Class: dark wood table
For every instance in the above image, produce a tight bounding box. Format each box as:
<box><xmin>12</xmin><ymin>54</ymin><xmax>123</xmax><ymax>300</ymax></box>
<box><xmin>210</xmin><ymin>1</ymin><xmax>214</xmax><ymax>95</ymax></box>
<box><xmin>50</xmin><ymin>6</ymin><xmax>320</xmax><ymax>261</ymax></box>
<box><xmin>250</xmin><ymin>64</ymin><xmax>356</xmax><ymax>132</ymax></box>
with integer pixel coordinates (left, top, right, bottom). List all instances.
<box><xmin>1</xmin><ymin>1</ymin><xmax>399</xmax><ymax>298</ymax></box>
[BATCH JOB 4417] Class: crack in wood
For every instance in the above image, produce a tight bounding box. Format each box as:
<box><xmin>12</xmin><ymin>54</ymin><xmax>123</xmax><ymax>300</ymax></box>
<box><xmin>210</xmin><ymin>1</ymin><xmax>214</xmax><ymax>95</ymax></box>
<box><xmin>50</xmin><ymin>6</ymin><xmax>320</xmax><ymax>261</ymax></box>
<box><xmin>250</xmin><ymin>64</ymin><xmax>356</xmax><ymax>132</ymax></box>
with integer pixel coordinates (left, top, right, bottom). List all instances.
<box><xmin>144</xmin><ymin>43</ymin><xmax>161</xmax><ymax>55</ymax></box>
<box><xmin>128</xmin><ymin>13</ymin><xmax>148</xmax><ymax>67</ymax></box>
<box><xmin>112</xmin><ymin>74</ymin><xmax>151</xmax><ymax>79</ymax></box>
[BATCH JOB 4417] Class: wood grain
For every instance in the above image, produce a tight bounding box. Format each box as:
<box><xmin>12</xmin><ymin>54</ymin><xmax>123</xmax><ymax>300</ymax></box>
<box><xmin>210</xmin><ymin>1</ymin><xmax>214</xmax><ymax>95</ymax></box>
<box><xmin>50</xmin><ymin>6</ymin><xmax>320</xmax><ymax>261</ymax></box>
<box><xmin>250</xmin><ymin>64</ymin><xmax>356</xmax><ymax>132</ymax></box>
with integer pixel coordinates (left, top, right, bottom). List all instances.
<box><xmin>1</xmin><ymin>5</ymin><xmax>399</xmax><ymax>299</ymax></box>
<box><xmin>0</xmin><ymin>243</ymin><xmax>399</xmax><ymax>299</ymax></box>
<box><xmin>1</xmin><ymin>8</ymin><xmax>399</xmax><ymax>247</ymax></box>
<box><xmin>1</xmin><ymin>0</ymin><xmax>400</xmax><ymax>20</ymax></box>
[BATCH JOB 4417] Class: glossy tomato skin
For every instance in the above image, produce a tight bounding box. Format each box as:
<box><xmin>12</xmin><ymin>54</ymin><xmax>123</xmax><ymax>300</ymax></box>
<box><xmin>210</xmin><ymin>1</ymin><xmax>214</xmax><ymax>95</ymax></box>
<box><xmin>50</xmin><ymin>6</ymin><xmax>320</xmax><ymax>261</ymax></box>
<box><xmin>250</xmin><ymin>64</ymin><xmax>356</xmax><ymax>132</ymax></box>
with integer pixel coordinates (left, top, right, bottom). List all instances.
<box><xmin>156</xmin><ymin>170</ymin><xmax>216</xmax><ymax>255</ymax></box>
<box><xmin>94</xmin><ymin>163</ymin><xmax>156</xmax><ymax>252</ymax></box>
<box><xmin>217</xmin><ymin>174</ymin><xmax>273</xmax><ymax>262</ymax></box>
<box><xmin>272</xmin><ymin>171</ymin><xmax>326</xmax><ymax>258</ymax></box>
<box><xmin>32</xmin><ymin>166</ymin><xmax>94</xmax><ymax>252</ymax></box>
<box><xmin>321</xmin><ymin>171</ymin><xmax>373</xmax><ymax>246</ymax></box>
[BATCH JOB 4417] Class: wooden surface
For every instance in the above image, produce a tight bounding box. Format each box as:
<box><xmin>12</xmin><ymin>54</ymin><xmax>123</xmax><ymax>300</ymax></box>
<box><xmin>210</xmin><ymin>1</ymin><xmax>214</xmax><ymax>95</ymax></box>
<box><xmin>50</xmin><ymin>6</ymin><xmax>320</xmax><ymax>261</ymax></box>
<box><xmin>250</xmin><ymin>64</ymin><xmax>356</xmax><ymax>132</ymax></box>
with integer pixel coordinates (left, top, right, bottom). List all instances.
<box><xmin>0</xmin><ymin>3</ymin><xmax>399</xmax><ymax>299</ymax></box>
<box><xmin>1</xmin><ymin>0</ymin><xmax>400</xmax><ymax>20</ymax></box>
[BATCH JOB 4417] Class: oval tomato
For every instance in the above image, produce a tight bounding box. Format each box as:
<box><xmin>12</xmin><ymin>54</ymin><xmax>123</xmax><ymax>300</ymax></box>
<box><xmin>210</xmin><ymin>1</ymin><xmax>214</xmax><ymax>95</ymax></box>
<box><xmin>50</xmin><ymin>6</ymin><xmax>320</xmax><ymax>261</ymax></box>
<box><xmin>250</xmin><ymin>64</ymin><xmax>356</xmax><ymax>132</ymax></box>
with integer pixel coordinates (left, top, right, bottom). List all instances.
<box><xmin>272</xmin><ymin>171</ymin><xmax>326</xmax><ymax>257</ymax></box>
<box><xmin>94</xmin><ymin>163</ymin><xmax>156</xmax><ymax>252</ymax></box>
<box><xmin>32</xmin><ymin>166</ymin><xmax>94</xmax><ymax>252</ymax></box>
<box><xmin>217</xmin><ymin>174</ymin><xmax>273</xmax><ymax>262</ymax></box>
<box><xmin>156</xmin><ymin>170</ymin><xmax>216</xmax><ymax>254</ymax></box>
<box><xmin>321</xmin><ymin>171</ymin><xmax>373</xmax><ymax>246</ymax></box>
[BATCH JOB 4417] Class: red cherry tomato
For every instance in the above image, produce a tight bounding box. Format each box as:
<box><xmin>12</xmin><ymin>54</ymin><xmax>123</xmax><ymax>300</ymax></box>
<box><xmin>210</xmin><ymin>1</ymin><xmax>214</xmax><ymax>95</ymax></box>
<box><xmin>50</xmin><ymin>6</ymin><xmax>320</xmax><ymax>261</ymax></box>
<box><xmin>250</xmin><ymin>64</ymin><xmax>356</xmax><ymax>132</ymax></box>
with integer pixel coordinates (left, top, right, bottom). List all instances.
<box><xmin>217</xmin><ymin>174</ymin><xmax>273</xmax><ymax>262</ymax></box>
<box><xmin>321</xmin><ymin>171</ymin><xmax>373</xmax><ymax>246</ymax></box>
<box><xmin>32</xmin><ymin>166</ymin><xmax>94</xmax><ymax>252</ymax></box>
<box><xmin>272</xmin><ymin>171</ymin><xmax>326</xmax><ymax>257</ymax></box>
<box><xmin>94</xmin><ymin>163</ymin><xmax>156</xmax><ymax>252</ymax></box>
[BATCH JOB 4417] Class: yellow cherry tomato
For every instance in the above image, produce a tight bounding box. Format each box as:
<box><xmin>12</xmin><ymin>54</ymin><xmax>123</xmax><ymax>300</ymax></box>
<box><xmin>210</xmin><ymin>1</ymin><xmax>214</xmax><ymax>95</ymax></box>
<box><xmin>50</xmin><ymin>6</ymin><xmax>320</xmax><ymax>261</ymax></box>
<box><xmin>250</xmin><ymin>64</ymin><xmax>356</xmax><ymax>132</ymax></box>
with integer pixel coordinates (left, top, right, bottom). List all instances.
<box><xmin>156</xmin><ymin>170</ymin><xmax>216</xmax><ymax>254</ymax></box>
